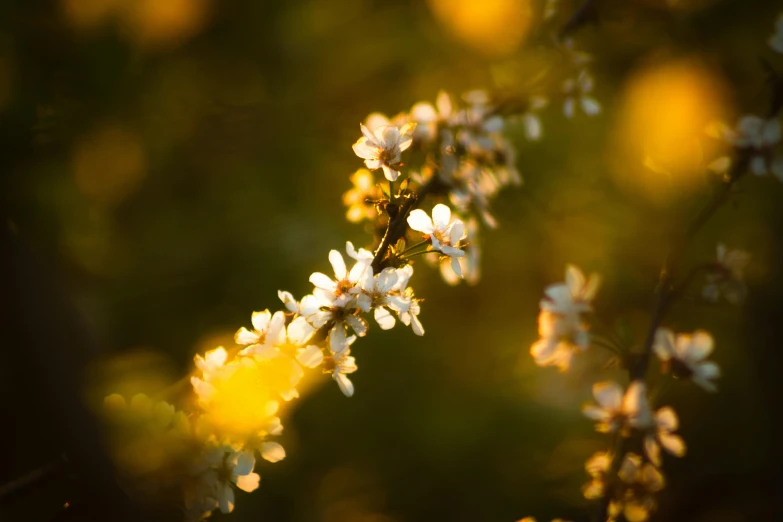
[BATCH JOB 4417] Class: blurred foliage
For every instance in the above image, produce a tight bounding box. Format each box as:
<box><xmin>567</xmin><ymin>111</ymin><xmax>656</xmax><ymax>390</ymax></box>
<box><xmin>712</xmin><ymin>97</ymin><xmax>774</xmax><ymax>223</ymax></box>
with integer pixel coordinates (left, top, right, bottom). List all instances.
<box><xmin>1</xmin><ymin>0</ymin><xmax>783</xmax><ymax>521</ymax></box>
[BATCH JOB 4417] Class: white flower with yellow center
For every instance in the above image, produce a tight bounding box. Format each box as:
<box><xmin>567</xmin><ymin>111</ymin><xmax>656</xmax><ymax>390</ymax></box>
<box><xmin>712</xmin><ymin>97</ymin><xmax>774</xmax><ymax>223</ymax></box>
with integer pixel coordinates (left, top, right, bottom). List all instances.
<box><xmin>582</xmin><ymin>380</ymin><xmax>652</xmax><ymax>435</ymax></box>
<box><xmin>352</xmin><ymin>123</ymin><xmax>416</xmax><ymax>181</ymax></box>
<box><xmin>234</xmin><ymin>310</ymin><xmax>286</xmax><ymax>355</ymax></box>
<box><xmin>653</xmin><ymin>328</ymin><xmax>720</xmax><ymax>392</ymax></box>
<box><xmin>326</xmin><ymin>342</ymin><xmax>359</xmax><ymax>397</ymax></box>
<box><xmin>407</xmin><ymin>204</ymin><xmax>467</xmax><ymax>276</ymax></box>
<box><xmin>358</xmin><ymin>266</ymin><xmax>410</xmax><ymax>330</ymax></box>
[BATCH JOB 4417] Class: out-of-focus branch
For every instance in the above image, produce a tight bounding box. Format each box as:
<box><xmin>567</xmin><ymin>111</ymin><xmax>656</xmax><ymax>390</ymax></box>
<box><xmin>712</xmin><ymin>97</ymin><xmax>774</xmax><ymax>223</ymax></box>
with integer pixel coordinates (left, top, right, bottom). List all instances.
<box><xmin>561</xmin><ymin>0</ymin><xmax>599</xmax><ymax>39</ymax></box>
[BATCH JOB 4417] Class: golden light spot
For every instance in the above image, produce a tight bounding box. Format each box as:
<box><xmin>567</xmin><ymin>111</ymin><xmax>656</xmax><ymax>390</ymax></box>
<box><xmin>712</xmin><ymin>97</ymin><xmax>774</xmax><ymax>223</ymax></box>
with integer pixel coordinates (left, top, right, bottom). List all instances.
<box><xmin>427</xmin><ymin>0</ymin><xmax>533</xmax><ymax>56</ymax></box>
<box><xmin>123</xmin><ymin>0</ymin><xmax>211</xmax><ymax>49</ymax></box>
<box><xmin>72</xmin><ymin>124</ymin><xmax>146</xmax><ymax>207</ymax></box>
<box><xmin>610</xmin><ymin>59</ymin><xmax>731</xmax><ymax>201</ymax></box>
<box><xmin>198</xmin><ymin>359</ymin><xmax>282</xmax><ymax>439</ymax></box>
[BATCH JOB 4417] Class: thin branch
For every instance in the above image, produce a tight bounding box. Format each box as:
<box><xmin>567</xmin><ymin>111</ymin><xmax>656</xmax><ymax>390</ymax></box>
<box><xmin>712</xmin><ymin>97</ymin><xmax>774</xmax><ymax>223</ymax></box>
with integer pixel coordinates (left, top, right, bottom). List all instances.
<box><xmin>561</xmin><ymin>0</ymin><xmax>599</xmax><ymax>39</ymax></box>
<box><xmin>370</xmin><ymin>177</ymin><xmax>437</xmax><ymax>273</ymax></box>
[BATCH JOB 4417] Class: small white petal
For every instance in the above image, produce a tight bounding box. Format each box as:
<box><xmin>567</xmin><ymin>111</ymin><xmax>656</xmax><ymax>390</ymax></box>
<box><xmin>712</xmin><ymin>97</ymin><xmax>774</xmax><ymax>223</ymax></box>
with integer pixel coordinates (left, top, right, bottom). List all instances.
<box><xmin>329</xmin><ymin>250</ymin><xmax>347</xmax><ymax>280</ymax></box>
<box><xmin>334</xmin><ymin>373</ymin><xmax>355</xmax><ymax>397</ymax></box>
<box><xmin>407</xmin><ymin>209</ymin><xmax>435</xmax><ymax>234</ymax></box>
<box><xmin>260</xmin><ymin>442</ymin><xmax>286</xmax><ymax>463</ymax></box>
<box><xmin>431</xmin><ymin>204</ymin><xmax>452</xmax><ymax>231</ymax></box>
<box><xmin>374</xmin><ymin>307</ymin><xmax>396</xmax><ymax>330</ymax></box>
<box><xmin>297</xmin><ymin>345</ymin><xmax>324</xmax><ymax>368</ymax></box>
<box><xmin>236</xmin><ymin>472</ymin><xmax>260</xmax><ymax>493</ymax></box>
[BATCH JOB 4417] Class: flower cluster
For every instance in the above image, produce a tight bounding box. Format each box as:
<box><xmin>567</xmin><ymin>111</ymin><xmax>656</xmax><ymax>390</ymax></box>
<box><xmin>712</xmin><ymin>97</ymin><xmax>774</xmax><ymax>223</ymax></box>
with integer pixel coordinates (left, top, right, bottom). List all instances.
<box><xmin>559</xmin><ymin>40</ymin><xmax>602</xmax><ymax>119</ymax></box>
<box><xmin>103</xmin><ymin>88</ymin><xmax>531</xmax><ymax>519</ymax></box>
<box><xmin>530</xmin><ymin>265</ymin><xmax>601</xmax><ymax>371</ymax></box>
<box><xmin>527</xmin><ymin>263</ymin><xmax>723</xmax><ymax>521</ymax></box>
<box><xmin>708</xmin><ymin>115</ymin><xmax>783</xmax><ymax>180</ymax></box>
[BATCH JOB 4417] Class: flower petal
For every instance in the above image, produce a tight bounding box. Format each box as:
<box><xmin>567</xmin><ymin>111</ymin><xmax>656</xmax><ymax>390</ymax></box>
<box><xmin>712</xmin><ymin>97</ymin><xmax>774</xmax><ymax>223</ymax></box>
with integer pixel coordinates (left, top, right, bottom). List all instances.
<box><xmin>260</xmin><ymin>441</ymin><xmax>286</xmax><ymax>463</ymax></box>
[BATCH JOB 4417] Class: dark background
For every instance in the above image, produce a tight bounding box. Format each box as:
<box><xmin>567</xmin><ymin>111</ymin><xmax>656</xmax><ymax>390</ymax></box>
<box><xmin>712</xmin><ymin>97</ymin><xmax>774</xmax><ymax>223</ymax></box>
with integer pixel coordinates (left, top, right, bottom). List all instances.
<box><xmin>1</xmin><ymin>0</ymin><xmax>782</xmax><ymax>521</ymax></box>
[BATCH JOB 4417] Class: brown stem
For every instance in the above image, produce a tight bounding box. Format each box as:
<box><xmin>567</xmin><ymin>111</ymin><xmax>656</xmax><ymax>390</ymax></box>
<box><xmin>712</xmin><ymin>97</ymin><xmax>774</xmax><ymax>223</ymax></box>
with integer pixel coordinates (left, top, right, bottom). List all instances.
<box><xmin>596</xmin><ymin>86</ymin><xmax>783</xmax><ymax>519</ymax></box>
<box><xmin>370</xmin><ymin>178</ymin><xmax>436</xmax><ymax>273</ymax></box>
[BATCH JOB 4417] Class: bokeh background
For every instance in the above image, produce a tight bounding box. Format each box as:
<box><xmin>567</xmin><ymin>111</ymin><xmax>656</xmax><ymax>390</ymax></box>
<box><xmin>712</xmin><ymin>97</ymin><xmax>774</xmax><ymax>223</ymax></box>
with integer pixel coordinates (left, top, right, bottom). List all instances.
<box><xmin>2</xmin><ymin>0</ymin><xmax>783</xmax><ymax>521</ymax></box>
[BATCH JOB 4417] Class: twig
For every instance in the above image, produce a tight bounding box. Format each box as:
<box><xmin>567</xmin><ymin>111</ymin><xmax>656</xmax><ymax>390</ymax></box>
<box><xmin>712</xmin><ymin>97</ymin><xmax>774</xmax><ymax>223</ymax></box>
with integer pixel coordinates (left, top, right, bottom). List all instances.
<box><xmin>0</xmin><ymin>457</ymin><xmax>65</xmax><ymax>498</ymax></box>
<box><xmin>561</xmin><ymin>0</ymin><xmax>598</xmax><ymax>39</ymax></box>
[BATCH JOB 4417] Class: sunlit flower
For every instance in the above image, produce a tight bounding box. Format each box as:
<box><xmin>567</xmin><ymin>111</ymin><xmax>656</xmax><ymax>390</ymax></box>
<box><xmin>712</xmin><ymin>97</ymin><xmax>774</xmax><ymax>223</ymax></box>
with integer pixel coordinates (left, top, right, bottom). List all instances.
<box><xmin>563</xmin><ymin>70</ymin><xmax>601</xmax><ymax>118</ymax></box>
<box><xmin>409</xmin><ymin>90</ymin><xmax>454</xmax><ymax>141</ymax></box>
<box><xmin>359</xmin><ymin>266</ymin><xmax>410</xmax><ymax>330</ymax></box>
<box><xmin>703</xmin><ymin>243</ymin><xmax>750</xmax><ymax>304</ymax></box>
<box><xmin>608</xmin><ymin>453</ymin><xmax>665</xmax><ymax>522</ymax></box>
<box><xmin>352</xmin><ymin>123</ymin><xmax>416</xmax><ymax>181</ymax></box>
<box><xmin>653</xmin><ymin>328</ymin><xmax>720</xmax><ymax>392</ymax></box>
<box><xmin>438</xmin><ymin>217</ymin><xmax>481</xmax><ymax>285</ymax></box>
<box><xmin>194</xmin><ymin>347</ymin><xmax>229</xmax><ymax>381</ymax></box>
<box><xmin>583</xmin><ymin>380</ymin><xmax>652</xmax><ymax>435</ymax></box>
<box><xmin>520</xmin><ymin>96</ymin><xmax>548</xmax><ymax>141</ymax></box>
<box><xmin>540</xmin><ymin>264</ymin><xmax>601</xmax><ymax>317</ymax></box>
<box><xmin>710</xmin><ymin>115</ymin><xmax>781</xmax><ymax>176</ymax></box>
<box><xmin>531</xmin><ymin>265</ymin><xmax>600</xmax><ymax>370</ymax></box>
<box><xmin>278</xmin><ymin>290</ymin><xmax>320</xmax><ymax>317</ymax></box>
<box><xmin>191</xmin><ymin>446</ymin><xmax>262</xmax><ymax>515</ymax></box>
<box><xmin>643</xmin><ymin>407</ymin><xmax>686</xmax><ymax>467</ymax></box>
<box><xmin>769</xmin><ymin>13</ymin><xmax>783</xmax><ymax>54</ymax></box>
<box><xmin>582</xmin><ymin>451</ymin><xmax>612</xmax><ymax>499</ymax></box>
<box><xmin>407</xmin><ymin>204</ymin><xmax>467</xmax><ymax>276</ymax></box>
<box><xmin>310</xmin><ymin>242</ymin><xmax>372</xmax><ymax>309</ymax></box>
<box><xmin>530</xmin><ymin>310</ymin><xmax>589</xmax><ymax>371</ymax></box>
<box><xmin>326</xmin><ymin>345</ymin><xmax>358</xmax><ymax>397</ymax></box>
<box><xmin>343</xmin><ymin>169</ymin><xmax>382</xmax><ymax>223</ymax></box>
<box><xmin>234</xmin><ymin>310</ymin><xmax>286</xmax><ymax>355</ymax></box>
<box><xmin>392</xmin><ymin>265</ymin><xmax>424</xmax><ymax>336</ymax></box>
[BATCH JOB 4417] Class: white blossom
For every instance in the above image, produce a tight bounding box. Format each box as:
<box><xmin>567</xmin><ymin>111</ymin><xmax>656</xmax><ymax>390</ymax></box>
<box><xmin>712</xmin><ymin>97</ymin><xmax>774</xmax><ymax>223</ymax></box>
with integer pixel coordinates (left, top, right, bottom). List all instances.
<box><xmin>609</xmin><ymin>453</ymin><xmax>665</xmax><ymax>522</ymax></box>
<box><xmin>329</xmin><ymin>346</ymin><xmax>358</xmax><ymax>397</ymax></box>
<box><xmin>278</xmin><ymin>290</ymin><xmax>320</xmax><ymax>316</ymax></box>
<box><xmin>391</xmin><ymin>265</ymin><xmax>424</xmax><ymax>336</ymax></box>
<box><xmin>531</xmin><ymin>265</ymin><xmax>600</xmax><ymax>370</ymax></box>
<box><xmin>359</xmin><ymin>266</ymin><xmax>410</xmax><ymax>330</ymax></box>
<box><xmin>190</xmin><ymin>446</ymin><xmax>262</xmax><ymax>516</ymax></box>
<box><xmin>653</xmin><ymin>328</ymin><xmax>720</xmax><ymax>392</ymax></box>
<box><xmin>769</xmin><ymin>13</ymin><xmax>783</xmax><ymax>54</ymax></box>
<box><xmin>438</xmin><ymin>217</ymin><xmax>481</xmax><ymax>285</ymax></box>
<box><xmin>563</xmin><ymin>70</ymin><xmax>601</xmax><ymax>118</ymax></box>
<box><xmin>352</xmin><ymin>123</ymin><xmax>416</xmax><ymax>181</ymax></box>
<box><xmin>308</xmin><ymin>243</ymin><xmax>373</xmax><ymax>353</ymax></box>
<box><xmin>521</xmin><ymin>96</ymin><xmax>548</xmax><ymax>141</ymax></box>
<box><xmin>710</xmin><ymin>115</ymin><xmax>781</xmax><ymax>176</ymax></box>
<box><xmin>582</xmin><ymin>380</ymin><xmax>652</xmax><ymax>435</ymax></box>
<box><xmin>643</xmin><ymin>407</ymin><xmax>686</xmax><ymax>467</ymax></box>
<box><xmin>407</xmin><ymin>204</ymin><xmax>467</xmax><ymax>276</ymax></box>
<box><xmin>703</xmin><ymin>243</ymin><xmax>750</xmax><ymax>304</ymax></box>
<box><xmin>234</xmin><ymin>310</ymin><xmax>286</xmax><ymax>356</ymax></box>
